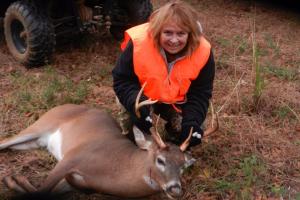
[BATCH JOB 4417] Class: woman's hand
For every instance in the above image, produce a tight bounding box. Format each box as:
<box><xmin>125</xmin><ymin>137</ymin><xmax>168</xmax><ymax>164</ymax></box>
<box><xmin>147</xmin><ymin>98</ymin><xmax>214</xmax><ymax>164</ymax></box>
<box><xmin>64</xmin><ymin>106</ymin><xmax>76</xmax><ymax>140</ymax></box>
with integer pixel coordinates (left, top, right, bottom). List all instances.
<box><xmin>179</xmin><ymin>125</ymin><xmax>203</xmax><ymax>147</ymax></box>
<box><xmin>132</xmin><ymin>106</ymin><xmax>152</xmax><ymax>133</ymax></box>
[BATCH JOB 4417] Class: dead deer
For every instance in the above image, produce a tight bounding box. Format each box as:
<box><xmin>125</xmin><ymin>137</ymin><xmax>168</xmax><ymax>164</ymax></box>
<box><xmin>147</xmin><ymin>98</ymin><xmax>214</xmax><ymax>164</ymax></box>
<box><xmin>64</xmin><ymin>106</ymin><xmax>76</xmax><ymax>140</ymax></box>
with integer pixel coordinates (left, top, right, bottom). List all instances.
<box><xmin>0</xmin><ymin>85</ymin><xmax>218</xmax><ymax>199</ymax></box>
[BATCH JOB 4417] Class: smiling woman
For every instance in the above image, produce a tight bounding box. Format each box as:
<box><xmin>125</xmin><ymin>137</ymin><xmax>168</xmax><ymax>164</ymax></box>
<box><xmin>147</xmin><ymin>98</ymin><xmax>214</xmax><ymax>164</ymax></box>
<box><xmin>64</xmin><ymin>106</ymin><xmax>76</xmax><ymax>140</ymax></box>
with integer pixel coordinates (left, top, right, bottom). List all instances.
<box><xmin>113</xmin><ymin>0</ymin><xmax>216</xmax><ymax>150</ymax></box>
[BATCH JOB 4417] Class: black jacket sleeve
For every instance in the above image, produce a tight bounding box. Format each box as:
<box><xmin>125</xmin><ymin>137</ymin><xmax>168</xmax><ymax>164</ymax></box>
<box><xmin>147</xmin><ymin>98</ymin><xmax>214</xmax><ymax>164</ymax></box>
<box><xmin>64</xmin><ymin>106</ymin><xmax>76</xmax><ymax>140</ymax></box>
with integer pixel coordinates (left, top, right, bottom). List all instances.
<box><xmin>181</xmin><ymin>50</ymin><xmax>215</xmax><ymax>131</ymax></box>
<box><xmin>112</xmin><ymin>40</ymin><xmax>144</xmax><ymax>115</ymax></box>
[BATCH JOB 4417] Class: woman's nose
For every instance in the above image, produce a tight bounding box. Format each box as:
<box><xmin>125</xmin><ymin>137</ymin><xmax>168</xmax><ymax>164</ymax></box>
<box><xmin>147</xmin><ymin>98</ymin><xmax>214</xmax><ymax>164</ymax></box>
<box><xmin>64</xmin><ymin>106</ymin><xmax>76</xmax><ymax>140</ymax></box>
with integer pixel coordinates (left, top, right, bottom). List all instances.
<box><xmin>170</xmin><ymin>36</ymin><xmax>179</xmax><ymax>44</ymax></box>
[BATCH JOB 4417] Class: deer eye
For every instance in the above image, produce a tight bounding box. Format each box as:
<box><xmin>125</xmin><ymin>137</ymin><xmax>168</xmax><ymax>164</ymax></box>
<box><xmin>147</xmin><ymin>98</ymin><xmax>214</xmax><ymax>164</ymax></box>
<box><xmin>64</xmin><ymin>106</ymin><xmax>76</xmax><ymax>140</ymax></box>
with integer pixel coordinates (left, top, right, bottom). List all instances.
<box><xmin>156</xmin><ymin>156</ymin><xmax>166</xmax><ymax>167</ymax></box>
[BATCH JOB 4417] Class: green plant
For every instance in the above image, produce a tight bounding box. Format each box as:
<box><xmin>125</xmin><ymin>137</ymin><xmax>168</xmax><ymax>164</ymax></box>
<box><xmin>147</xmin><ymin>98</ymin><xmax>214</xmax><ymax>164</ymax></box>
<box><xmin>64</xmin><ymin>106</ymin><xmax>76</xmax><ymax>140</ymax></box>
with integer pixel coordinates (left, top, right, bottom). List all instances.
<box><xmin>8</xmin><ymin>67</ymin><xmax>90</xmax><ymax>113</ymax></box>
<box><xmin>253</xmin><ymin>44</ymin><xmax>265</xmax><ymax>107</ymax></box>
<box><xmin>264</xmin><ymin>34</ymin><xmax>280</xmax><ymax>56</ymax></box>
<box><xmin>270</xmin><ymin>184</ymin><xmax>286</xmax><ymax>198</ymax></box>
<box><xmin>264</xmin><ymin>65</ymin><xmax>298</xmax><ymax>81</ymax></box>
<box><xmin>217</xmin><ymin>37</ymin><xmax>231</xmax><ymax>47</ymax></box>
<box><xmin>215</xmin><ymin>179</ymin><xmax>239</xmax><ymax>191</ymax></box>
<box><xmin>233</xmin><ymin>35</ymin><xmax>249</xmax><ymax>54</ymax></box>
<box><xmin>296</xmin><ymin>193</ymin><xmax>300</xmax><ymax>200</ymax></box>
<box><xmin>42</xmin><ymin>78</ymin><xmax>63</xmax><ymax>106</ymax></box>
<box><xmin>71</xmin><ymin>81</ymin><xmax>89</xmax><ymax>104</ymax></box>
<box><xmin>251</xmin><ymin>13</ymin><xmax>265</xmax><ymax>109</ymax></box>
<box><xmin>239</xmin><ymin>155</ymin><xmax>265</xmax><ymax>186</ymax></box>
<box><xmin>272</xmin><ymin>105</ymin><xmax>291</xmax><ymax>119</ymax></box>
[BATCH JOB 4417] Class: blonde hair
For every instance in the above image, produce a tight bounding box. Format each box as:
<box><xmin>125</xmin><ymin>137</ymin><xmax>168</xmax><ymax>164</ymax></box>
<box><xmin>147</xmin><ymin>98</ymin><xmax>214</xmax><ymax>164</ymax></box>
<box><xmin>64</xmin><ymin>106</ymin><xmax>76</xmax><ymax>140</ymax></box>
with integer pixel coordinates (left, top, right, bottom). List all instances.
<box><xmin>148</xmin><ymin>0</ymin><xmax>202</xmax><ymax>55</ymax></box>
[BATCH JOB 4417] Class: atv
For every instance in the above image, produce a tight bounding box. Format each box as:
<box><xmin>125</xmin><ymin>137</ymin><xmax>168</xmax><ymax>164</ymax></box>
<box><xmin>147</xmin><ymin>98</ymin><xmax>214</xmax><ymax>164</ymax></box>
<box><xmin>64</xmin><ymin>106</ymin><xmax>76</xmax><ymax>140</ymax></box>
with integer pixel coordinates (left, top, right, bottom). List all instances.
<box><xmin>0</xmin><ymin>0</ymin><xmax>153</xmax><ymax>67</ymax></box>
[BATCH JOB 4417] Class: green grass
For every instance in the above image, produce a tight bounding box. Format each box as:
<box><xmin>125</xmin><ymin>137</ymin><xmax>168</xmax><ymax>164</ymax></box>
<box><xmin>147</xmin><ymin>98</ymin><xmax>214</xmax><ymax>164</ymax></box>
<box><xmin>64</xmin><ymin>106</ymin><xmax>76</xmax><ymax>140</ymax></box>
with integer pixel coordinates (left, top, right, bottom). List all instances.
<box><xmin>253</xmin><ymin>44</ymin><xmax>265</xmax><ymax>107</ymax></box>
<box><xmin>233</xmin><ymin>35</ymin><xmax>249</xmax><ymax>54</ymax></box>
<box><xmin>6</xmin><ymin>66</ymin><xmax>90</xmax><ymax>113</ymax></box>
<box><xmin>198</xmin><ymin>154</ymin><xmax>268</xmax><ymax>199</ymax></box>
<box><xmin>272</xmin><ymin>105</ymin><xmax>291</xmax><ymax>119</ymax></box>
<box><xmin>269</xmin><ymin>184</ymin><xmax>287</xmax><ymax>199</ymax></box>
<box><xmin>264</xmin><ymin>34</ymin><xmax>280</xmax><ymax>56</ymax></box>
<box><xmin>264</xmin><ymin>65</ymin><xmax>298</xmax><ymax>81</ymax></box>
<box><xmin>216</xmin><ymin>37</ymin><xmax>231</xmax><ymax>47</ymax></box>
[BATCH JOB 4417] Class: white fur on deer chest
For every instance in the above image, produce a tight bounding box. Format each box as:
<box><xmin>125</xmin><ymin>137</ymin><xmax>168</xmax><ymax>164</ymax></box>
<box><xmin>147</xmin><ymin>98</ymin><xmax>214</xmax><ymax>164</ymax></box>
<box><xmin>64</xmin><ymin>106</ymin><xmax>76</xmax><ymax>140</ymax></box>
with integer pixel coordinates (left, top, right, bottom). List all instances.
<box><xmin>38</xmin><ymin>129</ymin><xmax>63</xmax><ymax>160</ymax></box>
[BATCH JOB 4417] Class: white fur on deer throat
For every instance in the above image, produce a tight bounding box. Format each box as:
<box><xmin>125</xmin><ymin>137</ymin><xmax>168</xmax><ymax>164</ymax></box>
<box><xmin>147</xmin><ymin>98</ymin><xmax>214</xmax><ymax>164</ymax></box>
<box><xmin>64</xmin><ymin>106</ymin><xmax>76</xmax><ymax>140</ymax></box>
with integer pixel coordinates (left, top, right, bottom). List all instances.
<box><xmin>143</xmin><ymin>175</ymin><xmax>159</xmax><ymax>190</ymax></box>
<box><xmin>37</xmin><ymin>129</ymin><xmax>63</xmax><ymax>160</ymax></box>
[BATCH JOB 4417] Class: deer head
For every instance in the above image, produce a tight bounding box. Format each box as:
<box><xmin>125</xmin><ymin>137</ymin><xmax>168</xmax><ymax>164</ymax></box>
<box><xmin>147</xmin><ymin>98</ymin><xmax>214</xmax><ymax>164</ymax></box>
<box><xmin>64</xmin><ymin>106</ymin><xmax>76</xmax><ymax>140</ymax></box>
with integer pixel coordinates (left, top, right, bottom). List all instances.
<box><xmin>133</xmin><ymin>83</ymin><xmax>196</xmax><ymax>199</ymax></box>
<box><xmin>132</xmin><ymin>125</ymin><xmax>195</xmax><ymax>199</ymax></box>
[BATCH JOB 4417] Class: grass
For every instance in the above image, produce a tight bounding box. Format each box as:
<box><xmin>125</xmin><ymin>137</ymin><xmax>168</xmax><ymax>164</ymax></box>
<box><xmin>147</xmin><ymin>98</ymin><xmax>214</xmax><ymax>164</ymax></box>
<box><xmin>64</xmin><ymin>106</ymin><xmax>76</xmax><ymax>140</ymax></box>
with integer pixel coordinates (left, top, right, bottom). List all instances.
<box><xmin>253</xmin><ymin>38</ymin><xmax>265</xmax><ymax>109</ymax></box>
<box><xmin>264</xmin><ymin>34</ymin><xmax>280</xmax><ymax>56</ymax></box>
<box><xmin>6</xmin><ymin>66</ymin><xmax>89</xmax><ymax>114</ymax></box>
<box><xmin>264</xmin><ymin>65</ymin><xmax>298</xmax><ymax>81</ymax></box>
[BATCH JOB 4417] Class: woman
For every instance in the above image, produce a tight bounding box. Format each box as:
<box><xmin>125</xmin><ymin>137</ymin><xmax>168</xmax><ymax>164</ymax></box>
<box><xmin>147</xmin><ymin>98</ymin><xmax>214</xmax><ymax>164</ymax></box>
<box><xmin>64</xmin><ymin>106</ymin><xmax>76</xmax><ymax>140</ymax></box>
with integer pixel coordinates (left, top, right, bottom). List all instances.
<box><xmin>112</xmin><ymin>0</ymin><xmax>215</xmax><ymax>148</ymax></box>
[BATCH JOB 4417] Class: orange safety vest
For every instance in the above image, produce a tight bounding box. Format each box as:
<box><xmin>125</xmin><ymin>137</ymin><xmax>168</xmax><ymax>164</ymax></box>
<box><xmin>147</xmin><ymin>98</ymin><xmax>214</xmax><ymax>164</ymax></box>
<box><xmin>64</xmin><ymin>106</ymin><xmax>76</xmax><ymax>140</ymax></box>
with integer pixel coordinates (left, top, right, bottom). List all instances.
<box><xmin>121</xmin><ymin>23</ymin><xmax>211</xmax><ymax>104</ymax></box>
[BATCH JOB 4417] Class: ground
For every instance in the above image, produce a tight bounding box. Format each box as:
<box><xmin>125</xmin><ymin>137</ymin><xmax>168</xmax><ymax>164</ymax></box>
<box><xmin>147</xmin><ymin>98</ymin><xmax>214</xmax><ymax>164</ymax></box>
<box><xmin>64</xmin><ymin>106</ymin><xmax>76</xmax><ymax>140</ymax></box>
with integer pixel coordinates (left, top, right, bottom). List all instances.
<box><xmin>0</xmin><ymin>0</ymin><xmax>300</xmax><ymax>200</ymax></box>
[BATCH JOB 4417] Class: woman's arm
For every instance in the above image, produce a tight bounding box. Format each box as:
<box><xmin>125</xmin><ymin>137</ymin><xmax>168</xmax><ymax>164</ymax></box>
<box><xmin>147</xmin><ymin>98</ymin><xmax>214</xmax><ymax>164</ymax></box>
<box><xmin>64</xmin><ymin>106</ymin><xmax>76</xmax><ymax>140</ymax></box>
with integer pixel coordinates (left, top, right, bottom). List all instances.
<box><xmin>112</xmin><ymin>40</ymin><xmax>141</xmax><ymax>114</ymax></box>
<box><xmin>181</xmin><ymin>50</ymin><xmax>216</xmax><ymax>133</ymax></box>
<box><xmin>112</xmin><ymin>40</ymin><xmax>152</xmax><ymax>132</ymax></box>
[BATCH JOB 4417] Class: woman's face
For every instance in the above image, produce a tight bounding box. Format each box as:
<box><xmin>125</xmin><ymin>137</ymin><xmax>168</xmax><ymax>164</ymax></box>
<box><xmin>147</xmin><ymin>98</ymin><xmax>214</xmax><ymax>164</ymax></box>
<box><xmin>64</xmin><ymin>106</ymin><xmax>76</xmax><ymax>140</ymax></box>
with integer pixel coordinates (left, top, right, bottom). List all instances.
<box><xmin>159</xmin><ymin>21</ymin><xmax>189</xmax><ymax>54</ymax></box>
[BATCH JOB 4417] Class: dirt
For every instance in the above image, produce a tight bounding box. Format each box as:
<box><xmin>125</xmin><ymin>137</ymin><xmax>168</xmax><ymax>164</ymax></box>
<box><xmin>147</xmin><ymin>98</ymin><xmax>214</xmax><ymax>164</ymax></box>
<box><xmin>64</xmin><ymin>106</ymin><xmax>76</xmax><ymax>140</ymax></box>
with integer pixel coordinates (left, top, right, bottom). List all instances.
<box><xmin>0</xmin><ymin>0</ymin><xmax>300</xmax><ymax>200</ymax></box>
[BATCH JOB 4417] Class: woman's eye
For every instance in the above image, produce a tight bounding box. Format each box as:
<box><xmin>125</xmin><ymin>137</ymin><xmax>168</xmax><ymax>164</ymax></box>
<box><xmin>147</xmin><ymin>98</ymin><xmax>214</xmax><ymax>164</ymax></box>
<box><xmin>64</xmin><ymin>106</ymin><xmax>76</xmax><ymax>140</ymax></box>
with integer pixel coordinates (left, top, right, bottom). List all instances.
<box><xmin>163</xmin><ymin>31</ymin><xmax>172</xmax><ymax>35</ymax></box>
<box><xmin>178</xmin><ymin>32</ymin><xmax>187</xmax><ymax>36</ymax></box>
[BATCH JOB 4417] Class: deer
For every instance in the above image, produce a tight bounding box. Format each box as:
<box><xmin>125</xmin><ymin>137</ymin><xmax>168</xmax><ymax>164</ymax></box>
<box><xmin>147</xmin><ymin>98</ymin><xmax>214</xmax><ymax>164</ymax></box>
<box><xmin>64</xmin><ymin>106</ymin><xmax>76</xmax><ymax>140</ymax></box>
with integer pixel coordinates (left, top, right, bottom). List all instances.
<box><xmin>0</xmin><ymin>84</ymin><xmax>218</xmax><ymax>199</ymax></box>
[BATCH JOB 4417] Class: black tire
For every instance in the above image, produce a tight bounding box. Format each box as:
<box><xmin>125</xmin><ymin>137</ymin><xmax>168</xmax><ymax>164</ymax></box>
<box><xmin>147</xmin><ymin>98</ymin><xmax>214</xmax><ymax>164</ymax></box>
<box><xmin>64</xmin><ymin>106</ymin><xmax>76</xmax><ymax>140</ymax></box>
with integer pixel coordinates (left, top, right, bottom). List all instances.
<box><xmin>110</xmin><ymin>0</ymin><xmax>153</xmax><ymax>41</ymax></box>
<box><xmin>4</xmin><ymin>1</ymin><xmax>55</xmax><ymax>67</ymax></box>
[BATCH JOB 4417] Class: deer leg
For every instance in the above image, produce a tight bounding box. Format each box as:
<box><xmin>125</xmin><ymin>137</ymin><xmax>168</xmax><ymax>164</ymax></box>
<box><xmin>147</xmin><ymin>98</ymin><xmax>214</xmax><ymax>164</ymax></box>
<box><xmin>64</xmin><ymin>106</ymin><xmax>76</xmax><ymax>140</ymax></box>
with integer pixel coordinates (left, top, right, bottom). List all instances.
<box><xmin>3</xmin><ymin>176</ymin><xmax>27</xmax><ymax>193</ymax></box>
<box><xmin>10</xmin><ymin>175</ymin><xmax>37</xmax><ymax>193</ymax></box>
<box><xmin>51</xmin><ymin>178</ymin><xmax>74</xmax><ymax>194</ymax></box>
<box><xmin>65</xmin><ymin>171</ymin><xmax>89</xmax><ymax>190</ymax></box>
<box><xmin>0</xmin><ymin>134</ymin><xmax>40</xmax><ymax>150</ymax></box>
<box><xmin>36</xmin><ymin>152</ymin><xmax>81</xmax><ymax>193</ymax></box>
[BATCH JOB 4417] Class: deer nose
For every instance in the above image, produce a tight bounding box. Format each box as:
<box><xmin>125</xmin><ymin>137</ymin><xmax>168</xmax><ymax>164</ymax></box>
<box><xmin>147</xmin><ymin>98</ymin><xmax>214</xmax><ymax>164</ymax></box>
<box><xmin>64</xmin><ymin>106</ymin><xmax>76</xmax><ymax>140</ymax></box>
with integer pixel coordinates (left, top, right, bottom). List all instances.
<box><xmin>166</xmin><ymin>182</ymin><xmax>182</xmax><ymax>197</ymax></box>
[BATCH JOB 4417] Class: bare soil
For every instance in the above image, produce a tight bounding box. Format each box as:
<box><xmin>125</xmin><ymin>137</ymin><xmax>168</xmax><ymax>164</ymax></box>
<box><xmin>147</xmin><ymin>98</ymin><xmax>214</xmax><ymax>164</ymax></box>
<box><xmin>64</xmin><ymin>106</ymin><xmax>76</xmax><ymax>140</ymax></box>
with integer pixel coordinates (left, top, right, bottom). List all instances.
<box><xmin>0</xmin><ymin>0</ymin><xmax>299</xmax><ymax>200</ymax></box>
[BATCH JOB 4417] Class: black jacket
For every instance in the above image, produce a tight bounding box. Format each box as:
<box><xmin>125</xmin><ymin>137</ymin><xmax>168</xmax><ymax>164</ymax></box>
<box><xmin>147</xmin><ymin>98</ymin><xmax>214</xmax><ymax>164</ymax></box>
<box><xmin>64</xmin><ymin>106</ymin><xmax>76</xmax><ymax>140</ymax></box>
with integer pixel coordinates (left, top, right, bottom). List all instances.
<box><xmin>112</xmin><ymin>40</ymin><xmax>215</xmax><ymax>131</ymax></box>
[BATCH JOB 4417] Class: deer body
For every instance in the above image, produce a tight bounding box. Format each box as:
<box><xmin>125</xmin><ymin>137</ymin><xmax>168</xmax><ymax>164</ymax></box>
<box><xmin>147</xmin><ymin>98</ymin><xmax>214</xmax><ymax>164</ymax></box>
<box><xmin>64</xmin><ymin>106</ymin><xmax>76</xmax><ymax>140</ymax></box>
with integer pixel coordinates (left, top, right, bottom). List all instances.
<box><xmin>1</xmin><ymin>104</ymin><xmax>195</xmax><ymax>199</ymax></box>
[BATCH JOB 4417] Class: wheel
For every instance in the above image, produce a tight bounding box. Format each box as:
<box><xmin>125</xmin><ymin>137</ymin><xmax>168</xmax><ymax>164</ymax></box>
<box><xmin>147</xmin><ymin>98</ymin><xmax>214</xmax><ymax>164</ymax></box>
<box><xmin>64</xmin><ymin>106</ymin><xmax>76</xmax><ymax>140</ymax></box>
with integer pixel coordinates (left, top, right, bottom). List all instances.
<box><xmin>4</xmin><ymin>1</ymin><xmax>55</xmax><ymax>67</ymax></box>
<box><xmin>110</xmin><ymin>0</ymin><xmax>153</xmax><ymax>41</ymax></box>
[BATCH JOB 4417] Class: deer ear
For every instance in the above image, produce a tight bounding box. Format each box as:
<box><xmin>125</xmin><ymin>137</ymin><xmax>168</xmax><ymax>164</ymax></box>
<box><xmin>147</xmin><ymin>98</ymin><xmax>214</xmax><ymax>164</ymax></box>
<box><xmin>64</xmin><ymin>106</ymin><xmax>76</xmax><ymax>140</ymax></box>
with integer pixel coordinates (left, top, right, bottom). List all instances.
<box><xmin>184</xmin><ymin>153</ymin><xmax>196</xmax><ymax>169</ymax></box>
<box><xmin>133</xmin><ymin>126</ymin><xmax>152</xmax><ymax>150</ymax></box>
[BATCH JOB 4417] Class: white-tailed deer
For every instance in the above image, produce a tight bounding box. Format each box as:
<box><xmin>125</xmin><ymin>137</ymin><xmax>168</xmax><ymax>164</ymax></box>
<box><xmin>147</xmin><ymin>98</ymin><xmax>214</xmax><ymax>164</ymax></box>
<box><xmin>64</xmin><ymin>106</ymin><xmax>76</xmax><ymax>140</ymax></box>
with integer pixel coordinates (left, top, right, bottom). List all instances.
<box><xmin>0</xmin><ymin>86</ymin><xmax>218</xmax><ymax>199</ymax></box>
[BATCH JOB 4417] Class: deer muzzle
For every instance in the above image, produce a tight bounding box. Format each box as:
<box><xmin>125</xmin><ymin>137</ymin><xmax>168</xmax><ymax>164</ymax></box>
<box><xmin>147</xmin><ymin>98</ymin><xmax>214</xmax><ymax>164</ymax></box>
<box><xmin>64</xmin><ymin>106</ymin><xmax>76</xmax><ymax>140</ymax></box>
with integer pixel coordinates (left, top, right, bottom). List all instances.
<box><xmin>164</xmin><ymin>181</ymin><xmax>183</xmax><ymax>199</ymax></box>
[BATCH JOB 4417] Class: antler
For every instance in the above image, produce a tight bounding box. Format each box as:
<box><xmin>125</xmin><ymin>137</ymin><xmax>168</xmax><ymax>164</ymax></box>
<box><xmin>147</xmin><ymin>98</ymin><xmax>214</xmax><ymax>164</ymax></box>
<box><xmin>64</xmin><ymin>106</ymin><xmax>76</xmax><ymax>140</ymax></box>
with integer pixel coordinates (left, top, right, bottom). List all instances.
<box><xmin>150</xmin><ymin>115</ymin><xmax>167</xmax><ymax>149</ymax></box>
<box><xmin>135</xmin><ymin>82</ymin><xmax>158</xmax><ymax>118</ymax></box>
<box><xmin>179</xmin><ymin>101</ymin><xmax>219</xmax><ymax>151</ymax></box>
<box><xmin>135</xmin><ymin>82</ymin><xmax>166</xmax><ymax>148</ymax></box>
<box><xmin>179</xmin><ymin>127</ymin><xmax>193</xmax><ymax>151</ymax></box>
<box><xmin>203</xmin><ymin>101</ymin><xmax>219</xmax><ymax>137</ymax></box>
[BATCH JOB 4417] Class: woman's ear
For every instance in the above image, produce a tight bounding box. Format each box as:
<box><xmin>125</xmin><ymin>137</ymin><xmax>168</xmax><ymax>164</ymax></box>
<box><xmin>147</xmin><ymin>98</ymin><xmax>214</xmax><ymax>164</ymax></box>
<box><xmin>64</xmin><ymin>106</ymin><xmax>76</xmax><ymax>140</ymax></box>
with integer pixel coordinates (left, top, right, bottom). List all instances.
<box><xmin>133</xmin><ymin>126</ymin><xmax>152</xmax><ymax>150</ymax></box>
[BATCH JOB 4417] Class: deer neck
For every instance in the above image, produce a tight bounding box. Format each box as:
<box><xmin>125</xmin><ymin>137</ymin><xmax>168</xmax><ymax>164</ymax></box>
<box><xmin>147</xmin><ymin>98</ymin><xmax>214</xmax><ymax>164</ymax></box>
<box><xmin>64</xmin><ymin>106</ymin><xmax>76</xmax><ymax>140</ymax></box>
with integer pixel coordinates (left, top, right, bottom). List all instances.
<box><xmin>120</xmin><ymin>148</ymin><xmax>161</xmax><ymax>194</ymax></box>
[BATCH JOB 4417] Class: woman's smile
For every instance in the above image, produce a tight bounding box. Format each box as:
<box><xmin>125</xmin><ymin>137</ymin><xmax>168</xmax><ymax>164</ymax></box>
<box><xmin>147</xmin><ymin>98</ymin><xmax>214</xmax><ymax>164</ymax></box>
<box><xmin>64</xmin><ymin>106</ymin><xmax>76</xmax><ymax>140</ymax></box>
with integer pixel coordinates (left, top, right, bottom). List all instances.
<box><xmin>160</xmin><ymin>21</ymin><xmax>189</xmax><ymax>54</ymax></box>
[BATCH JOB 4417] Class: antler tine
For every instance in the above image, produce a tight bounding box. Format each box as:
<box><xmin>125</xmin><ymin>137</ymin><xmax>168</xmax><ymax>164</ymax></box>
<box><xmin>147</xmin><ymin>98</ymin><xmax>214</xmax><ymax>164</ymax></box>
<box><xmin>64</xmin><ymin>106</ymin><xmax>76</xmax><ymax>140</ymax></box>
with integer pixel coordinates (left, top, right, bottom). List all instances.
<box><xmin>203</xmin><ymin>101</ymin><xmax>219</xmax><ymax>137</ymax></box>
<box><xmin>179</xmin><ymin>101</ymin><xmax>219</xmax><ymax>151</ymax></box>
<box><xmin>179</xmin><ymin>127</ymin><xmax>193</xmax><ymax>152</ymax></box>
<box><xmin>135</xmin><ymin>82</ymin><xmax>158</xmax><ymax>118</ymax></box>
<box><xmin>150</xmin><ymin>114</ymin><xmax>167</xmax><ymax>149</ymax></box>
